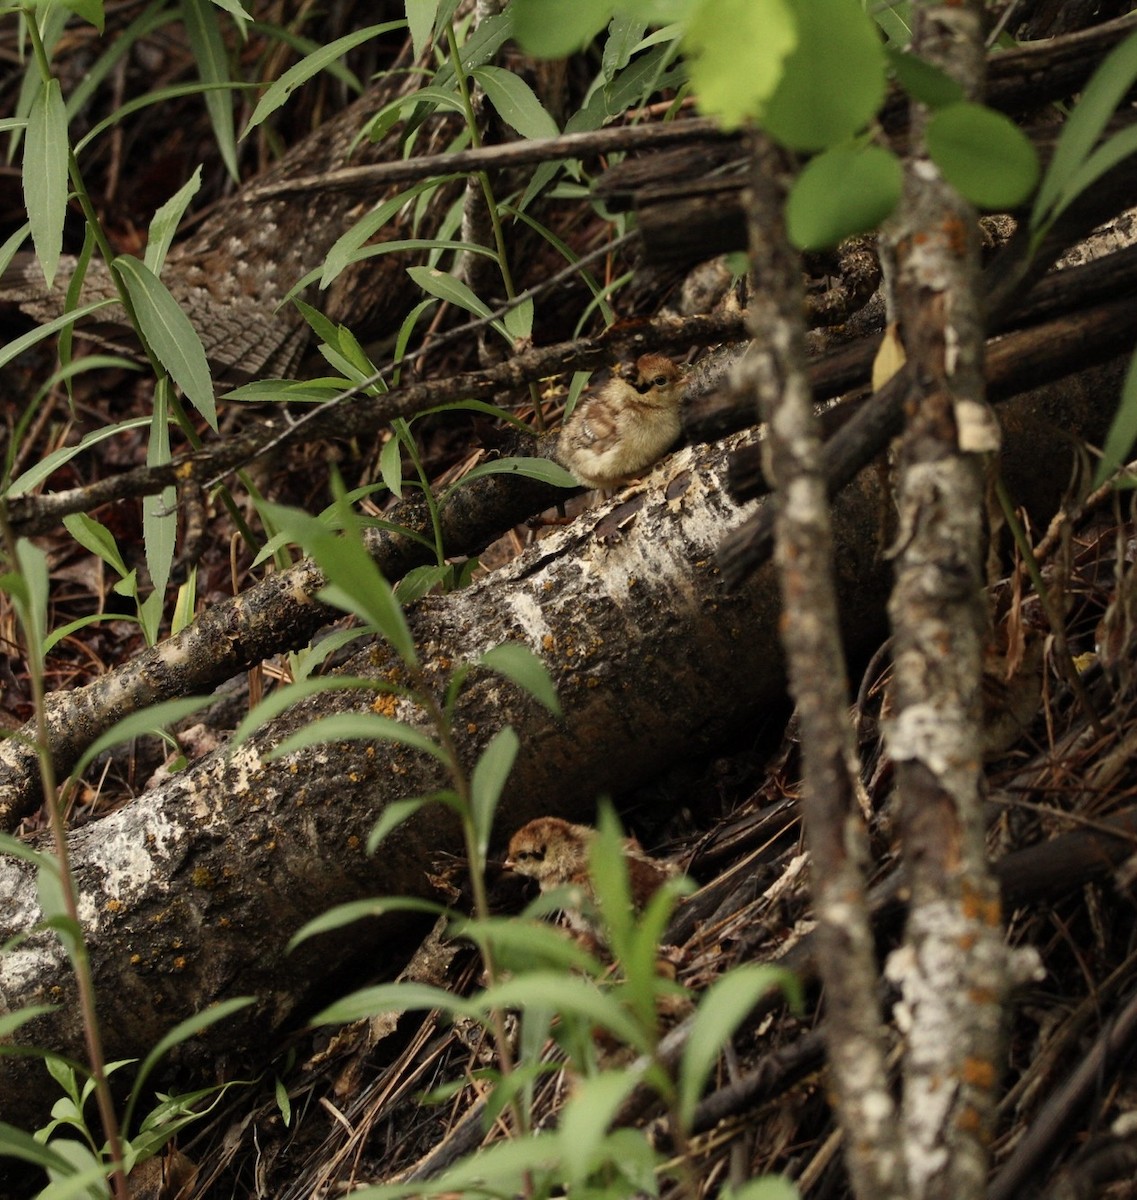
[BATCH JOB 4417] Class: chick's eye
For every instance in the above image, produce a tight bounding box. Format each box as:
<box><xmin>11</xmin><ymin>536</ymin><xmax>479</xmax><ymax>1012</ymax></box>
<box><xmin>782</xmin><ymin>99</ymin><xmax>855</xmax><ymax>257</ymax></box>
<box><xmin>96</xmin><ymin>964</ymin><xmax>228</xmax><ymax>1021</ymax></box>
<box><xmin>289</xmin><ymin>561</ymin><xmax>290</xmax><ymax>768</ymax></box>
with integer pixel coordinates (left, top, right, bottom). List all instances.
<box><xmin>653</xmin><ymin>375</ymin><xmax>668</xmax><ymax>387</ymax></box>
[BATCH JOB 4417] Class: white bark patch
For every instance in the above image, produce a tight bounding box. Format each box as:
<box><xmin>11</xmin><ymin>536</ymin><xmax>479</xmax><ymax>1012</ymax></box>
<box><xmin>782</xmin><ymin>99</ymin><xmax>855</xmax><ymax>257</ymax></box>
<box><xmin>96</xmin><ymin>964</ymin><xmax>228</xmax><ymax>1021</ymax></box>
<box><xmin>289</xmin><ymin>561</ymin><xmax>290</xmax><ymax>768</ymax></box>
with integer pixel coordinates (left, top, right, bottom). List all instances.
<box><xmin>884</xmin><ymin>704</ymin><xmax>979</xmax><ymax>804</ymax></box>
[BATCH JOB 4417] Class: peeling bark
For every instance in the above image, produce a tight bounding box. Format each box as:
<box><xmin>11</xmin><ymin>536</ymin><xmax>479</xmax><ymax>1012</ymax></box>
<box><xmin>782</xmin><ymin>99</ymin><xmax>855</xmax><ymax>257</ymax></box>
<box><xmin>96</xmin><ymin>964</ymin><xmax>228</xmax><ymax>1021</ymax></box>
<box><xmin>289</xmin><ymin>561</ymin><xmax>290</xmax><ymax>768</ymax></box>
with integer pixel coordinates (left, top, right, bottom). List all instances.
<box><xmin>883</xmin><ymin>6</ymin><xmax>1010</xmax><ymax>1199</ymax></box>
<box><xmin>740</xmin><ymin>133</ymin><xmax>903</xmax><ymax>1200</ymax></box>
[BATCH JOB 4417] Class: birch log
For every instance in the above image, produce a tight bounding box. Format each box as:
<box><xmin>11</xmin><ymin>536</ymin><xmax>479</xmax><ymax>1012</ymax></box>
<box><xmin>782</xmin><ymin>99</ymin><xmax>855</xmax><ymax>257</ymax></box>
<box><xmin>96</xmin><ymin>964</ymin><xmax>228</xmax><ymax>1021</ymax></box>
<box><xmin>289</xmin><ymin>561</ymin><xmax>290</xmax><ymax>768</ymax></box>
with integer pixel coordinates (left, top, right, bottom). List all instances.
<box><xmin>0</xmin><ymin>359</ymin><xmax>1120</xmax><ymax>1122</ymax></box>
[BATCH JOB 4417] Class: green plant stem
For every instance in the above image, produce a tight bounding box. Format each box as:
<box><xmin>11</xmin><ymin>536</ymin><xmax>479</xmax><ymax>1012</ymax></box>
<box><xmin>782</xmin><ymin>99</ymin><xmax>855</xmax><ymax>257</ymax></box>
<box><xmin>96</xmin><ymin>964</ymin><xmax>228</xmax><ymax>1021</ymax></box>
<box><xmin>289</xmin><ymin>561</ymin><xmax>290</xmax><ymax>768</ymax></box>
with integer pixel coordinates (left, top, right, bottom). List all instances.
<box><xmin>0</xmin><ymin>507</ymin><xmax>129</xmax><ymax>1200</ymax></box>
<box><xmin>414</xmin><ymin>680</ymin><xmax>529</xmax><ymax>1143</ymax></box>
<box><xmin>996</xmin><ymin>474</ymin><xmax>1106</xmax><ymax>739</ymax></box>
<box><xmin>444</xmin><ymin>21</ymin><xmax>547</xmax><ymax>433</ymax></box>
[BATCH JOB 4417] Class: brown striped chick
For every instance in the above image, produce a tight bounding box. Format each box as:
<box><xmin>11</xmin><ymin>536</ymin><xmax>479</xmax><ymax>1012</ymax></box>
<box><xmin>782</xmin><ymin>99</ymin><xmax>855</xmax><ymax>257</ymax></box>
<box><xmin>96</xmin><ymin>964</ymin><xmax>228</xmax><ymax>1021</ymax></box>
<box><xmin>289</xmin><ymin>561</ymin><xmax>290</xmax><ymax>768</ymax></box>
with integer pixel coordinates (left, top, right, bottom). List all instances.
<box><xmin>504</xmin><ymin>816</ymin><xmax>679</xmax><ymax>935</ymax></box>
<box><xmin>556</xmin><ymin>354</ymin><xmax>685</xmax><ymax>491</ymax></box>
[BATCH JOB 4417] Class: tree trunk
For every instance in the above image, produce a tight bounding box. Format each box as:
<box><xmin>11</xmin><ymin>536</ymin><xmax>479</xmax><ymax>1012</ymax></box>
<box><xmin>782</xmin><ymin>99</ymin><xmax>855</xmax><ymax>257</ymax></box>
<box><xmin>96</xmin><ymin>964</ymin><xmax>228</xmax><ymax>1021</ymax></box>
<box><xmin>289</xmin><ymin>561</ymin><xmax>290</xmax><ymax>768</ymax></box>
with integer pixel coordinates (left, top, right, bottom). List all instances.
<box><xmin>0</xmin><ymin>358</ymin><xmax>1122</xmax><ymax>1122</ymax></box>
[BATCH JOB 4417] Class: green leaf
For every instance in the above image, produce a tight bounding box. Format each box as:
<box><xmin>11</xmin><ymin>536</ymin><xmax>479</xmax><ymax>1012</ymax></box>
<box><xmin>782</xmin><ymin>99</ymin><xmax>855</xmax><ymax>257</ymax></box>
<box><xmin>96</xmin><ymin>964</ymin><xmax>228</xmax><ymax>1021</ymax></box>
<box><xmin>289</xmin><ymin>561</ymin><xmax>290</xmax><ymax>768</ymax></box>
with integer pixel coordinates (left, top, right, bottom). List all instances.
<box><xmin>1093</xmin><ymin>348</ymin><xmax>1137</xmax><ymax>488</ymax></box>
<box><xmin>470</xmin><ymin>727</ymin><xmax>518</xmax><ymax>868</ymax></box>
<box><xmin>477</xmin><ymin>643</ymin><xmax>561</xmax><ymax>716</ymax></box>
<box><xmin>602</xmin><ymin>14</ymin><xmax>646</xmax><ymax>82</ymax></box>
<box><xmin>1043</xmin><ymin>123</ymin><xmax>1137</xmax><ymax>234</ymax></box>
<box><xmin>441</xmin><ymin>455</ymin><xmax>578</xmax><ymax>497</ymax></box>
<box><xmin>510</xmin><ymin>0</ymin><xmax>611</xmax><ymax>58</ymax></box>
<box><xmin>267</xmin><ymin>713</ymin><xmax>444</xmax><ymax>764</ymax></box>
<box><xmin>145</xmin><ymin>165</ymin><xmax>203</xmax><ymax>272</ymax></box>
<box><xmin>71</xmin><ymin>696</ymin><xmax>216</xmax><ymax>781</ymax></box>
<box><xmin>290</xmin><ymin>896</ymin><xmax>450</xmax><ymax>952</ymax></box>
<box><xmin>560</xmin><ymin>1070</ymin><xmax>645</xmax><ymax>1187</ymax></box>
<box><xmin>478</xmin><ymin>972</ymin><xmax>650</xmax><ymax>1052</ymax></box>
<box><xmin>0</xmin><ymin>1003</ymin><xmax>56</xmax><ymax>1039</ymax></box>
<box><xmin>453</xmin><ymin>915</ymin><xmax>603</xmax><ymax>975</ymax></box>
<box><xmin>872</xmin><ymin>0</ymin><xmax>912</xmax><ymax>45</ymax></box>
<box><xmin>312</xmin><ymin>981</ymin><xmax>478</xmax><ymax>1026</ymax></box>
<box><xmin>0</xmin><ymin>296</ymin><xmax>116</xmax><ymax>376</ymax></box>
<box><xmin>113</xmin><ymin>254</ymin><xmax>217</xmax><ymax>428</ymax></box>
<box><xmin>143</xmin><ymin>378</ymin><xmax>177</xmax><ymax>611</ymax></box>
<box><xmin>14</xmin><ymin>539</ymin><xmax>49</xmax><ymax>659</ymax></box>
<box><xmin>63</xmin><ymin>513</ymin><xmax>129</xmax><ymax>578</ymax></box>
<box><xmin>0</xmin><ymin>1122</ymin><xmax>73</xmax><ymax>1172</ymax></box>
<box><xmin>367</xmin><ymin>792</ymin><xmax>455</xmax><ymax>853</ymax></box>
<box><xmin>786</xmin><ymin>144</ymin><xmax>902</xmax><ymax>249</ymax></box>
<box><xmin>379</xmin><ymin>432</ymin><xmax>404</xmax><ymax>499</ymax></box>
<box><xmin>394</xmin><ymin>564</ymin><xmax>451</xmax><ymax>604</ymax></box>
<box><xmin>243</xmin><ymin>22</ymin><xmax>406</xmax><ymax>133</ymax></box>
<box><xmin>182</xmin><ymin>0</ymin><xmax>239</xmax><ymax>181</ymax></box>
<box><xmin>261</xmin><ymin>498</ymin><xmax>419</xmax><ymax>664</ymax></box>
<box><xmin>406</xmin><ymin>265</ymin><xmax>498</xmax><ymax>326</ymax></box>
<box><xmin>723</xmin><ymin>1178</ymin><xmax>802</xmax><ymax>1200</ymax></box>
<box><xmin>123</xmin><ymin>997</ymin><xmax>255</xmax><ymax>1135</ymax></box>
<box><xmin>762</xmin><ymin>0</ymin><xmax>886</xmax><ymax>151</ymax></box>
<box><xmin>23</xmin><ymin>76</ymin><xmax>68</xmax><ymax>287</ymax></box>
<box><xmin>61</xmin><ymin>0</ymin><xmax>105</xmax><ymax>30</ymax></box>
<box><xmin>472</xmin><ymin>66</ymin><xmax>559</xmax><ymax>139</ymax></box>
<box><xmin>406</xmin><ymin>0</ymin><xmax>438</xmax><ymax>59</ymax></box>
<box><xmin>1032</xmin><ymin>27</ymin><xmax>1137</xmax><ymax>228</ymax></box>
<box><xmin>886</xmin><ymin>47</ymin><xmax>963</xmax><ymax>109</ymax></box>
<box><xmin>685</xmin><ymin>0</ymin><xmax>795</xmax><ymax>132</ymax></box>
<box><xmin>229</xmin><ymin>676</ymin><xmax>385</xmax><ymax>749</ymax></box>
<box><xmin>926</xmin><ymin>102</ymin><xmax>1039</xmax><ymax>210</ymax></box>
<box><xmin>503</xmin><ymin>296</ymin><xmax>534</xmax><ymax>342</ymax></box>
<box><xmin>678</xmin><ymin>964</ymin><xmax>801</xmax><ymax>1128</ymax></box>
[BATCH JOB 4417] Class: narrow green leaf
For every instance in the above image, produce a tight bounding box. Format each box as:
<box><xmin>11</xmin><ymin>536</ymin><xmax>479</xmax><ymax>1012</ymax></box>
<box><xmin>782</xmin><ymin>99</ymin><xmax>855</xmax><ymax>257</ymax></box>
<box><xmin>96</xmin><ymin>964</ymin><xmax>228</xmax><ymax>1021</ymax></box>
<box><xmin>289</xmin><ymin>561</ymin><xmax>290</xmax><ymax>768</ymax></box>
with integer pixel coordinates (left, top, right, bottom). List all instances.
<box><xmin>470</xmin><ymin>727</ymin><xmax>519</xmax><ymax>867</ymax></box>
<box><xmin>62</xmin><ymin>513</ymin><xmax>129</xmax><ymax>578</ymax></box>
<box><xmin>511</xmin><ymin>0</ymin><xmax>611</xmax><ymax>57</ymax></box>
<box><xmin>559</xmin><ymin>1071</ymin><xmax>643</xmax><ymax>1188</ymax></box>
<box><xmin>678</xmin><ymin>964</ymin><xmax>800</xmax><ymax>1128</ymax></box>
<box><xmin>873</xmin><ymin>0</ymin><xmax>912</xmax><ymax>45</ymax></box>
<box><xmin>14</xmin><ymin>540</ymin><xmax>49</xmax><ymax>659</ymax></box>
<box><xmin>229</xmin><ymin>676</ymin><xmax>384</xmax><ymax>749</ymax></box>
<box><xmin>454</xmin><ymin>915</ymin><xmax>602</xmax><ymax>975</ymax></box>
<box><xmin>145</xmin><ymin>165</ymin><xmax>203</xmax><ymax>272</ymax></box>
<box><xmin>182</xmin><ymin>0</ymin><xmax>239</xmax><ymax>181</ymax></box>
<box><xmin>379</xmin><ymin>432</ymin><xmax>404</xmax><ymax>499</ymax></box>
<box><xmin>723</xmin><ymin>1178</ymin><xmax>801</xmax><ymax>1200</ymax></box>
<box><xmin>242</xmin><ymin>22</ymin><xmax>406</xmax><ymax>134</ymax></box>
<box><xmin>406</xmin><ymin>0</ymin><xmax>438</xmax><ymax>59</ymax></box>
<box><xmin>23</xmin><ymin>77</ymin><xmax>68</xmax><ymax>287</ymax></box>
<box><xmin>441</xmin><ymin>455</ymin><xmax>578</xmax><ymax>497</ymax></box>
<box><xmin>0</xmin><ymin>1004</ymin><xmax>56</xmax><ymax>1040</ymax></box>
<box><xmin>926</xmin><ymin>102</ymin><xmax>1039</xmax><ymax>210</ymax></box>
<box><xmin>1093</xmin><ymin>348</ymin><xmax>1137</xmax><ymax>487</ymax></box>
<box><xmin>394</xmin><ymin>563</ymin><xmax>450</xmax><ymax>604</ymax></box>
<box><xmin>124</xmin><ymin>997</ymin><xmax>255</xmax><ymax>1134</ymax></box>
<box><xmin>886</xmin><ymin>47</ymin><xmax>963</xmax><ymax>108</ymax></box>
<box><xmin>0</xmin><ymin>297</ymin><xmax>116</xmax><ymax>376</ymax></box>
<box><xmin>61</xmin><ymin>0</ymin><xmax>105</xmax><ymax>30</ymax></box>
<box><xmin>602</xmin><ymin>14</ymin><xmax>646</xmax><ymax>82</ymax></box>
<box><xmin>290</xmin><ymin>896</ymin><xmax>449</xmax><ymax>951</ymax></box>
<box><xmin>503</xmin><ymin>296</ymin><xmax>534</xmax><ymax>342</ymax></box>
<box><xmin>1032</xmin><ymin>27</ymin><xmax>1137</xmax><ymax>227</ymax></box>
<box><xmin>407</xmin><ymin>265</ymin><xmax>496</xmax><ymax>323</ymax></box>
<box><xmin>0</xmin><ymin>1122</ymin><xmax>73</xmax><ymax>1172</ymax></box>
<box><xmin>1045</xmin><ymin>123</ymin><xmax>1137</xmax><ymax>233</ymax></box>
<box><xmin>267</xmin><ymin>713</ymin><xmax>444</xmax><ymax>764</ymax></box>
<box><xmin>478</xmin><ymin>972</ymin><xmax>649</xmax><ymax>1052</ymax></box>
<box><xmin>367</xmin><ymin>793</ymin><xmax>452</xmax><ymax>853</ymax></box>
<box><xmin>113</xmin><ymin>254</ymin><xmax>217</xmax><ymax>428</ymax></box>
<box><xmin>685</xmin><ymin>0</ymin><xmax>795</xmax><ymax>131</ymax></box>
<box><xmin>71</xmin><ymin>696</ymin><xmax>216</xmax><ymax>781</ymax></box>
<box><xmin>762</xmin><ymin>0</ymin><xmax>886</xmax><ymax>151</ymax></box>
<box><xmin>209</xmin><ymin>0</ymin><xmax>251</xmax><ymax>30</ymax></box>
<box><xmin>312</xmin><ymin>981</ymin><xmax>477</xmax><ymax>1026</ymax></box>
<box><xmin>472</xmin><ymin>66</ymin><xmax>559</xmax><ymax>139</ymax></box>
<box><xmin>144</xmin><ymin>378</ymin><xmax>176</xmax><ymax>608</ymax></box>
<box><xmin>478</xmin><ymin>643</ymin><xmax>561</xmax><ymax>716</ymax></box>
<box><xmin>786</xmin><ymin>144</ymin><xmax>902</xmax><ymax>249</ymax></box>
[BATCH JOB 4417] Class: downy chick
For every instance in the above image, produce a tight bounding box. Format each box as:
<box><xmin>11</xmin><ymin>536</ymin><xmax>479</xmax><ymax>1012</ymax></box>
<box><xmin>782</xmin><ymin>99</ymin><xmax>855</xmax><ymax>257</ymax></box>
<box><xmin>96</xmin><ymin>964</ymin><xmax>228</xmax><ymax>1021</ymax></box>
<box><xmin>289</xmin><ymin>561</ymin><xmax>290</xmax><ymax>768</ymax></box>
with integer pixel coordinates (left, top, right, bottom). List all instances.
<box><xmin>556</xmin><ymin>354</ymin><xmax>685</xmax><ymax>490</ymax></box>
